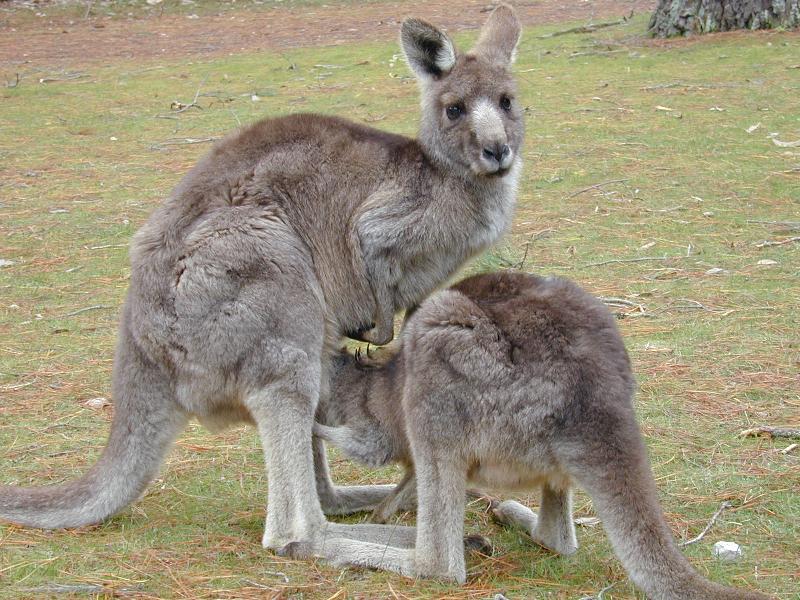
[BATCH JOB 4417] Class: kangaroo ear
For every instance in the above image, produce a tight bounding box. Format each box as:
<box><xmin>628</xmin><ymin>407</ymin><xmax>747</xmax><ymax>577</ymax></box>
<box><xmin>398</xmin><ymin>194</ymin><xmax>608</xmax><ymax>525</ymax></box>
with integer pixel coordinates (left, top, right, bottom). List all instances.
<box><xmin>400</xmin><ymin>18</ymin><xmax>457</xmax><ymax>79</ymax></box>
<box><xmin>470</xmin><ymin>4</ymin><xmax>522</xmax><ymax>66</ymax></box>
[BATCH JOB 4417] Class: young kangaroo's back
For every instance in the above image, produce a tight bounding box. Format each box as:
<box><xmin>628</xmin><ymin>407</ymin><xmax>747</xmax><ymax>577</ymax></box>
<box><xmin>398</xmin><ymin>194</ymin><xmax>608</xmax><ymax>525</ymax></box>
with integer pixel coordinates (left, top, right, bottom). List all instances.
<box><xmin>318</xmin><ymin>271</ymin><xmax>771</xmax><ymax>599</ymax></box>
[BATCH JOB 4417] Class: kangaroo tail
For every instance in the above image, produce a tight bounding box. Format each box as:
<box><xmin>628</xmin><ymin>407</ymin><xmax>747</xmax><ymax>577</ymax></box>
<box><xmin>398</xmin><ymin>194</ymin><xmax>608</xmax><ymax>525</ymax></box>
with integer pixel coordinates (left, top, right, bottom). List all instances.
<box><xmin>558</xmin><ymin>399</ymin><xmax>771</xmax><ymax>600</ymax></box>
<box><xmin>0</xmin><ymin>326</ymin><xmax>187</xmax><ymax>529</ymax></box>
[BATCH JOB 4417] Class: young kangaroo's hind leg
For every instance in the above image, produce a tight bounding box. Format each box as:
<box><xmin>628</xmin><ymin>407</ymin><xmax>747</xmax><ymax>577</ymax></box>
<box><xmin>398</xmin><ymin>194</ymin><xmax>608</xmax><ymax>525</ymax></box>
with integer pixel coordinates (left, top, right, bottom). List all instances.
<box><xmin>312</xmin><ymin>436</ymin><xmax>399</xmax><ymax>516</ymax></box>
<box><xmin>558</xmin><ymin>399</ymin><xmax>771</xmax><ymax>600</ymax></box>
<box><xmin>410</xmin><ymin>449</ymin><xmax>469</xmax><ymax>582</ymax></box>
<box><xmin>492</xmin><ymin>483</ymin><xmax>578</xmax><ymax>556</ymax></box>
<box><xmin>369</xmin><ymin>467</ymin><xmax>417</xmax><ymax>523</ymax></box>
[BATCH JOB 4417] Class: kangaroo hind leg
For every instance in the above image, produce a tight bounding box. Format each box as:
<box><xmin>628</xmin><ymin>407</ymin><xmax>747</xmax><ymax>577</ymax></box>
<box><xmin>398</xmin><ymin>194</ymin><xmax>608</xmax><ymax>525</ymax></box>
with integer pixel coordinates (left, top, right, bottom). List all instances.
<box><xmin>492</xmin><ymin>482</ymin><xmax>577</xmax><ymax>556</ymax></box>
<box><xmin>556</xmin><ymin>401</ymin><xmax>769</xmax><ymax>600</ymax></box>
<box><xmin>313</xmin><ymin>436</ymin><xmax>399</xmax><ymax>516</ymax></box>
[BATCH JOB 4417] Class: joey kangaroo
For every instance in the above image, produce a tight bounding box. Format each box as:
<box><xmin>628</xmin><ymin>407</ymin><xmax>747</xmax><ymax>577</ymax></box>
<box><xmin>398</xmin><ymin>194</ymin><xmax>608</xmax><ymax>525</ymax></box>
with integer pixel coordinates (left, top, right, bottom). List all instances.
<box><xmin>0</xmin><ymin>6</ymin><xmax>524</xmax><ymax>557</ymax></box>
<box><xmin>312</xmin><ymin>272</ymin><xmax>771</xmax><ymax>600</ymax></box>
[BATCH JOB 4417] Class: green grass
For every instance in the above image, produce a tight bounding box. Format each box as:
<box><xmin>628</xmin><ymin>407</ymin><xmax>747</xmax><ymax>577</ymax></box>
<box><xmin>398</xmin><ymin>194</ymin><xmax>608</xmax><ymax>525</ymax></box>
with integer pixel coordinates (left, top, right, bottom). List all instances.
<box><xmin>1</xmin><ymin>11</ymin><xmax>799</xmax><ymax>600</ymax></box>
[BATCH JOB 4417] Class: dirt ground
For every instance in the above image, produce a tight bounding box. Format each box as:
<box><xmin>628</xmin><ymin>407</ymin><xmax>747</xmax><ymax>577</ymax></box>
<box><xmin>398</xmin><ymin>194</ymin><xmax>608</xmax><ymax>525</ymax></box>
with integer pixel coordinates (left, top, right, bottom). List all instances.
<box><xmin>1</xmin><ymin>0</ymin><xmax>655</xmax><ymax>69</ymax></box>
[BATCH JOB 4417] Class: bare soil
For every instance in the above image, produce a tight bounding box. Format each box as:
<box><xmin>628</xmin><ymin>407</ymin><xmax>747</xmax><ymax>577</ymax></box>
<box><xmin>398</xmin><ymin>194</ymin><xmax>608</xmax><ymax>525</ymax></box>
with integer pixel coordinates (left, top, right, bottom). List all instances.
<box><xmin>0</xmin><ymin>0</ymin><xmax>655</xmax><ymax>69</ymax></box>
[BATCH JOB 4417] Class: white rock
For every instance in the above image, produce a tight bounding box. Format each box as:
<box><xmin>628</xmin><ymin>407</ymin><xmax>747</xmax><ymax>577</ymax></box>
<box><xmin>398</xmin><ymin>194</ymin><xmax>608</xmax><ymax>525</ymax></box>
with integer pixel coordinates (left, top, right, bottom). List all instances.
<box><xmin>757</xmin><ymin>259</ymin><xmax>778</xmax><ymax>266</ymax></box>
<box><xmin>713</xmin><ymin>540</ymin><xmax>743</xmax><ymax>561</ymax></box>
<box><xmin>0</xmin><ymin>259</ymin><xmax>15</xmax><ymax>267</ymax></box>
<box><xmin>84</xmin><ymin>397</ymin><xmax>110</xmax><ymax>409</ymax></box>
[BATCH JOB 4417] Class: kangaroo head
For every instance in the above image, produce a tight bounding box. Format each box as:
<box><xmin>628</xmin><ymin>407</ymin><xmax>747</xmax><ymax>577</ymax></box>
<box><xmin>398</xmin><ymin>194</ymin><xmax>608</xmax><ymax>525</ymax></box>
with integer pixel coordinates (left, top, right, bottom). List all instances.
<box><xmin>401</xmin><ymin>5</ymin><xmax>523</xmax><ymax>177</ymax></box>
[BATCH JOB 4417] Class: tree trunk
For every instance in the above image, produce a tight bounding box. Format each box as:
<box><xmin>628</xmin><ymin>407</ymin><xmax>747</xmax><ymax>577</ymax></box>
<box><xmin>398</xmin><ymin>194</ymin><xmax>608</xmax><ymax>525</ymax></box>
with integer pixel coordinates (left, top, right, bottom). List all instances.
<box><xmin>649</xmin><ymin>0</ymin><xmax>800</xmax><ymax>37</ymax></box>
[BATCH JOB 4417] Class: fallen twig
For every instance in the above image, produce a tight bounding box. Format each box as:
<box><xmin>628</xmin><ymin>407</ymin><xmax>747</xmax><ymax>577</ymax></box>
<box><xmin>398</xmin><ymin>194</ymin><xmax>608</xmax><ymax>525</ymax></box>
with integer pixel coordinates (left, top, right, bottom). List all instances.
<box><xmin>149</xmin><ymin>137</ymin><xmax>220</xmax><ymax>151</ymax></box>
<box><xmin>640</xmin><ymin>81</ymin><xmax>741</xmax><ymax>91</ymax></box>
<box><xmin>679</xmin><ymin>501</ymin><xmax>731</xmax><ymax>547</ymax></box>
<box><xmin>38</xmin><ymin>72</ymin><xmax>90</xmax><ymax>84</ymax></box>
<box><xmin>87</xmin><ymin>243</ymin><xmax>127</xmax><ymax>250</ymax></box>
<box><xmin>740</xmin><ymin>426</ymin><xmax>800</xmax><ymax>439</ymax></box>
<box><xmin>538</xmin><ymin>19</ymin><xmax>624</xmax><ymax>39</ymax></box>
<box><xmin>746</xmin><ymin>220</ymin><xmax>800</xmax><ymax>230</ymax></box>
<box><xmin>582</xmin><ymin>255</ymin><xmax>680</xmax><ymax>268</ymax></box>
<box><xmin>570</xmin><ymin>49</ymin><xmax>627</xmax><ymax>58</ymax></box>
<box><xmin>513</xmin><ymin>228</ymin><xmax>555</xmax><ymax>270</ymax></box>
<box><xmin>19</xmin><ymin>583</ymin><xmax>140</xmax><ymax>594</ymax></box>
<box><xmin>579</xmin><ymin>581</ymin><xmax>619</xmax><ymax>600</ymax></box>
<box><xmin>598</xmin><ymin>296</ymin><xmax>647</xmax><ymax>314</ymax></box>
<box><xmin>170</xmin><ymin>77</ymin><xmax>208</xmax><ymax>113</ymax></box>
<box><xmin>771</xmin><ymin>137</ymin><xmax>800</xmax><ymax>148</ymax></box>
<box><xmin>754</xmin><ymin>236</ymin><xmax>800</xmax><ymax>248</ymax></box>
<box><xmin>64</xmin><ymin>304</ymin><xmax>112</xmax><ymax>318</ymax></box>
<box><xmin>643</xmin><ymin>205</ymin><xmax>684</xmax><ymax>213</ymax></box>
<box><xmin>564</xmin><ymin>178</ymin><xmax>629</xmax><ymax>200</ymax></box>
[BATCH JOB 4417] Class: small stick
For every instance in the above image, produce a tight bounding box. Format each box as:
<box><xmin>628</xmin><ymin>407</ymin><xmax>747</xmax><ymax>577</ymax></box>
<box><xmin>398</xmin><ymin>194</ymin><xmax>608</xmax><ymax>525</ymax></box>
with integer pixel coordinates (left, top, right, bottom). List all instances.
<box><xmin>149</xmin><ymin>137</ymin><xmax>220</xmax><ymax>151</ymax></box>
<box><xmin>239</xmin><ymin>579</ymin><xmax>278</xmax><ymax>591</ymax></box>
<box><xmin>564</xmin><ymin>178</ymin><xmax>630</xmax><ymax>200</ymax></box>
<box><xmin>88</xmin><ymin>243</ymin><xmax>127</xmax><ymax>250</ymax></box>
<box><xmin>679</xmin><ymin>501</ymin><xmax>731</xmax><ymax>547</ymax></box>
<box><xmin>746</xmin><ymin>219</ymin><xmax>800</xmax><ymax>229</ymax></box>
<box><xmin>754</xmin><ymin>236</ymin><xmax>800</xmax><ymax>248</ymax></box>
<box><xmin>512</xmin><ymin>228</ymin><xmax>554</xmax><ymax>270</ymax></box>
<box><xmin>740</xmin><ymin>426</ymin><xmax>800</xmax><ymax>439</ymax></box>
<box><xmin>579</xmin><ymin>581</ymin><xmax>620</xmax><ymax>600</ymax></box>
<box><xmin>64</xmin><ymin>304</ymin><xmax>112</xmax><ymax>317</ymax></box>
<box><xmin>21</xmin><ymin>584</ymin><xmax>105</xmax><ymax>594</ymax></box>
<box><xmin>598</xmin><ymin>296</ymin><xmax>645</xmax><ymax>309</ymax></box>
<box><xmin>538</xmin><ymin>19</ymin><xmax>625</xmax><ymax>39</ymax></box>
<box><xmin>582</xmin><ymin>255</ymin><xmax>679</xmax><ymax>268</ymax></box>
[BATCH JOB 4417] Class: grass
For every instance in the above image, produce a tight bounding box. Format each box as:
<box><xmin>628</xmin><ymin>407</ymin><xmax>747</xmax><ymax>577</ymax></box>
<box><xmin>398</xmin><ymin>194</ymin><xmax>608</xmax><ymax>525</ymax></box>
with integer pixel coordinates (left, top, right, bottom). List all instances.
<box><xmin>1</xmin><ymin>8</ymin><xmax>799</xmax><ymax>599</ymax></box>
<box><xmin>1</xmin><ymin>0</ymin><xmax>380</xmax><ymax>25</ymax></box>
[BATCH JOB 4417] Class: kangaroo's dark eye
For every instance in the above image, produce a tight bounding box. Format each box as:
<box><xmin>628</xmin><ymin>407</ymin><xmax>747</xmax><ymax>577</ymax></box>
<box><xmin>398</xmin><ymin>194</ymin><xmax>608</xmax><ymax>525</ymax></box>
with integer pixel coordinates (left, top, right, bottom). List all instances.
<box><xmin>500</xmin><ymin>96</ymin><xmax>512</xmax><ymax>111</ymax></box>
<box><xmin>446</xmin><ymin>105</ymin><xmax>463</xmax><ymax>121</ymax></box>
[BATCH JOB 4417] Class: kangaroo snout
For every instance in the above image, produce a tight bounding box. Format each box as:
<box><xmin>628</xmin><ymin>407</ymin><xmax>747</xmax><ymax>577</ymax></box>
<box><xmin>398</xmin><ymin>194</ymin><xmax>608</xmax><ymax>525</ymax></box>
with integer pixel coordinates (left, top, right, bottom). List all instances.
<box><xmin>482</xmin><ymin>143</ymin><xmax>510</xmax><ymax>162</ymax></box>
<box><xmin>482</xmin><ymin>143</ymin><xmax>512</xmax><ymax>173</ymax></box>
<box><xmin>479</xmin><ymin>140</ymin><xmax>513</xmax><ymax>174</ymax></box>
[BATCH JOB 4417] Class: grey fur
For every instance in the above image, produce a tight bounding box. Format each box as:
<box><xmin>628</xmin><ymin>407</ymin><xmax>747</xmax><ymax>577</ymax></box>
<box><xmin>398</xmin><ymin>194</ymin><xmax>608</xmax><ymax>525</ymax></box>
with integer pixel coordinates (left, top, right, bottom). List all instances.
<box><xmin>312</xmin><ymin>272</ymin><xmax>772</xmax><ymax>600</ymax></box>
<box><xmin>0</xmin><ymin>4</ymin><xmax>524</xmax><ymax>559</ymax></box>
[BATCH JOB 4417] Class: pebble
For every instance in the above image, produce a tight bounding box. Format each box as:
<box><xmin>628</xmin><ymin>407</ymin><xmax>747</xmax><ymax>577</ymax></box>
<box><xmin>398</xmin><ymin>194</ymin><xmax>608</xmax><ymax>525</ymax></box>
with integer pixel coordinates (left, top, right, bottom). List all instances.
<box><xmin>713</xmin><ymin>540</ymin><xmax>743</xmax><ymax>561</ymax></box>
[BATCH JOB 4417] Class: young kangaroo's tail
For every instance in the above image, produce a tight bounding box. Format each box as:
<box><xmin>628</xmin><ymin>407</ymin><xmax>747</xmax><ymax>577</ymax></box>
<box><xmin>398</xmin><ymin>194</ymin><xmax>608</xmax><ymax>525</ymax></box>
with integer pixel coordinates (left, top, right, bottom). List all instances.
<box><xmin>559</xmin><ymin>401</ymin><xmax>772</xmax><ymax>600</ymax></box>
<box><xmin>0</xmin><ymin>328</ymin><xmax>187</xmax><ymax>529</ymax></box>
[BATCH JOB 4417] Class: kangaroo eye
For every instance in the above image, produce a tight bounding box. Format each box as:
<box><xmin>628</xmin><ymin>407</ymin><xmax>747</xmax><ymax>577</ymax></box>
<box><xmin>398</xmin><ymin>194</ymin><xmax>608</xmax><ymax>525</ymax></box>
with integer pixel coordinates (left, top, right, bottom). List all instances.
<box><xmin>500</xmin><ymin>96</ymin><xmax>512</xmax><ymax>111</ymax></box>
<box><xmin>446</xmin><ymin>105</ymin><xmax>463</xmax><ymax>121</ymax></box>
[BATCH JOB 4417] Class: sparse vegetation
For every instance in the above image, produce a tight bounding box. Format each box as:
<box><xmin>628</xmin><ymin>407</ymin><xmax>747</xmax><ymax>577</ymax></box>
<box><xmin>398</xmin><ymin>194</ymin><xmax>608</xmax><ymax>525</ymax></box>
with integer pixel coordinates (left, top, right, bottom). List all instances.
<box><xmin>0</xmin><ymin>7</ymin><xmax>798</xmax><ymax>599</ymax></box>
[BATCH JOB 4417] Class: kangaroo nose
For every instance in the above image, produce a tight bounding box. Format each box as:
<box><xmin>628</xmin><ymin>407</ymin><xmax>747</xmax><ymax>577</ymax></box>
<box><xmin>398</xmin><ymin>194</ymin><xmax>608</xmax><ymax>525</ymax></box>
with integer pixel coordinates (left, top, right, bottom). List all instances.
<box><xmin>483</xmin><ymin>144</ymin><xmax>511</xmax><ymax>163</ymax></box>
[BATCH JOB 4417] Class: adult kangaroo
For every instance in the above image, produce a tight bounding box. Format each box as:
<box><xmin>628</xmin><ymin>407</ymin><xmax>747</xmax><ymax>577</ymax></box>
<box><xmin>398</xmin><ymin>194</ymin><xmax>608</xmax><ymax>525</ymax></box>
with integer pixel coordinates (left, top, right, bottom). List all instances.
<box><xmin>312</xmin><ymin>272</ymin><xmax>771</xmax><ymax>600</ymax></box>
<box><xmin>0</xmin><ymin>6</ymin><xmax>524</xmax><ymax>557</ymax></box>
